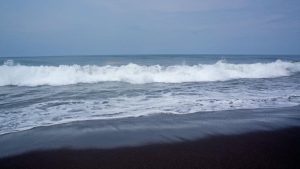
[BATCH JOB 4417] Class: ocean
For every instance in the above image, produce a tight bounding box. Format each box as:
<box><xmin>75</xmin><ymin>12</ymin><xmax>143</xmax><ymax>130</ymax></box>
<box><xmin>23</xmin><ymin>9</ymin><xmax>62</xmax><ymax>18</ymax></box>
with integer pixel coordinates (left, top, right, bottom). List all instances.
<box><xmin>0</xmin><ymin>55</ymin><xmax>300</xmax><ymax>136</ymax></box>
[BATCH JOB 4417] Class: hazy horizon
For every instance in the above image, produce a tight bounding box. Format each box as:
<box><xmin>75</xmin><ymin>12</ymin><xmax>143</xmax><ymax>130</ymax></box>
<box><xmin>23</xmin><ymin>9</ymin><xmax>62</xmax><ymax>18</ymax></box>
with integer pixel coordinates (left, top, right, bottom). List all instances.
<box><xmin>1</xmin><ymin>53</ymin><xmax>300</xmax><ymax>58</ymax></box>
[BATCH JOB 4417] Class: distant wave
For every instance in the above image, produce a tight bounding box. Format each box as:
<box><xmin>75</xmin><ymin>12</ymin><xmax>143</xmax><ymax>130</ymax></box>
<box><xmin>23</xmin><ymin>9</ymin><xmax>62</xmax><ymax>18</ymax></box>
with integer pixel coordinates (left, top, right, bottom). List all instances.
<box><xmin>0</xmin><ymin>60</ymin><xmax>300</xmax><ymax>86</ymax></box>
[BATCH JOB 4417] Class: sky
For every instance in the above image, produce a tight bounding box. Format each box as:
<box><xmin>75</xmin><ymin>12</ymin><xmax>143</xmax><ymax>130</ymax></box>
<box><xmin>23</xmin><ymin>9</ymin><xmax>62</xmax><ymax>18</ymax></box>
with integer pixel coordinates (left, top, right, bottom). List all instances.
<box><xmin>0</xmin><ymin>0</ymin><xmax>300</xmax><ymax>56</ymax></box>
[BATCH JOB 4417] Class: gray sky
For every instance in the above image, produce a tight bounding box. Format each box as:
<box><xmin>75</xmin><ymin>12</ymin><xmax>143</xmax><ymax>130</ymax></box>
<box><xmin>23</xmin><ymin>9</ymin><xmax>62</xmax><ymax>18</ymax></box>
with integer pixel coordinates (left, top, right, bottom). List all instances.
<box><xmin>1</xmin><ymin>0</ymin><xmax>300</xmax><ymax>56</ymax></box>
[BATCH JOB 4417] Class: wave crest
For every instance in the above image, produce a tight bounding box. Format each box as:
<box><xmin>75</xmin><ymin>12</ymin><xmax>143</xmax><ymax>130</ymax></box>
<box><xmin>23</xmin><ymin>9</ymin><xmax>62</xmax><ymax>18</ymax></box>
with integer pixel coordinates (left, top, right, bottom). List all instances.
<box><xmin>0</xmin><ymin>60</ymin><xmax>299</xmax><ymax>86</ymax></box>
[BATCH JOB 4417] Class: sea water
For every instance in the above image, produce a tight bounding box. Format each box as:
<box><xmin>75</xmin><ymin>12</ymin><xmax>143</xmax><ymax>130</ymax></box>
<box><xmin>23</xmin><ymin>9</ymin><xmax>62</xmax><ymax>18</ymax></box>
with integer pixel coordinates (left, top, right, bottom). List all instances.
<box><xmin>0</xmin><ymin>55</ymin><xmax>299</xmax><ymax>135</ymax></box>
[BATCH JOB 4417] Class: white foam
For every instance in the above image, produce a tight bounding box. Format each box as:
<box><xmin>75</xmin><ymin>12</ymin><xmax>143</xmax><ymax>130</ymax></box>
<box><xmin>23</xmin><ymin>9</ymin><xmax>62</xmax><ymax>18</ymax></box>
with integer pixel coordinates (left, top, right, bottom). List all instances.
<box><xmin>0</xmin><ymin>60</ymin><xmax>299</xmax><ymax>86</ymax></box>
<box><xmin>1</xmin><ymin>93</ymin><xmax>299</xmax><ymax>135</ymax></box>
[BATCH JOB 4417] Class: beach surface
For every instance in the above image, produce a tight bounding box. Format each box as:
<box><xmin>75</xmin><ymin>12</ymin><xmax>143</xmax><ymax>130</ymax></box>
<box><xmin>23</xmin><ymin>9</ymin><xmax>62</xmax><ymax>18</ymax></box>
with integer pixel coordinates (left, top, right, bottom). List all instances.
<box><xmin>0</xmin><ymin>127</ymin><xmax>299</xmax><ymax>169</ymax></box>
<box><xmin>0</xmin><ymin>106</ymin><xmax>299</xmax><ymax>157</ymax></box>
<box><xmin>0</xmin><ymin>105</ymin><xmax>300</xmax><ymax>169</ymax></box>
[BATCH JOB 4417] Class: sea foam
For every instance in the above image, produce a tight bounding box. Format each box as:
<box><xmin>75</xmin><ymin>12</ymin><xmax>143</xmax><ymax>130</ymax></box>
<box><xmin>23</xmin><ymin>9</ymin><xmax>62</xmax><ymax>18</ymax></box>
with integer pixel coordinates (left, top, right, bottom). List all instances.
<box><xmin>0</xmin><ymin>60</ymin><xmax>299</xmax><ymax>86</ymax></box>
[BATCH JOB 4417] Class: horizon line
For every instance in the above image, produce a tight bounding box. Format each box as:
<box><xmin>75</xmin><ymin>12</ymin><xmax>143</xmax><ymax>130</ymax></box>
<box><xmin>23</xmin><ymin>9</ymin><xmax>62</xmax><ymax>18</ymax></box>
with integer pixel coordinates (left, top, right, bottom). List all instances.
<box><xmin>1</xmin><ymin>53</ymin><xmax>300</xmax><ymax>58</ymax></box>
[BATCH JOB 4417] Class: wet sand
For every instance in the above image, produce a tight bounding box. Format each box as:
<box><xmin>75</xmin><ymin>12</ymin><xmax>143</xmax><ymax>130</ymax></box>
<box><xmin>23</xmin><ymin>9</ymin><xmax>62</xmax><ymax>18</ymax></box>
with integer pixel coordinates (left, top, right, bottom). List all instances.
<box><xmin>1</xmin><ymin>127</ymin><xmax>299</xmax><ymax>169</ymax></box>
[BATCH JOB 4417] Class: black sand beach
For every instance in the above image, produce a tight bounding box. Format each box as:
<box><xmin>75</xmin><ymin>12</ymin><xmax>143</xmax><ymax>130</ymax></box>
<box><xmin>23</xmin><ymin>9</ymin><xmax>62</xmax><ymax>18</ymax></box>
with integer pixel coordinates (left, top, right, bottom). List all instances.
<box><xmin>1</xmin><ymin>127</ymin><xmax>299</xmax><ymax>169</ymax></box>
<box><xmin>1</xmin><ymin>1</ymin><xmax>300</xmax><ymax>168</ymax></box>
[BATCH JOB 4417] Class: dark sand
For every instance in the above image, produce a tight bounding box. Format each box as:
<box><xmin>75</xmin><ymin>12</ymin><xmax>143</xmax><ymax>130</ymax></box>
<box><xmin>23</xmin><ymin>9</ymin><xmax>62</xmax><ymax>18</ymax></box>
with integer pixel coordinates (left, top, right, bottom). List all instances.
<box><xmin>0</xmin><ymin>127</ymin><xmax>299</xmax><ymax>169</ymax></box>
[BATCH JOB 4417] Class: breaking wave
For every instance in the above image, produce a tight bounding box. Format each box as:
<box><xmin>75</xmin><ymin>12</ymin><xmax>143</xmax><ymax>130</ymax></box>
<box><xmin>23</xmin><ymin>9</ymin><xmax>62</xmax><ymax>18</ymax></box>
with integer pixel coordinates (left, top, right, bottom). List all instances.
<box><xmin>0</xmin><ymin>60</ymin><xmax>300</xmax><ymax>86</ymax></box>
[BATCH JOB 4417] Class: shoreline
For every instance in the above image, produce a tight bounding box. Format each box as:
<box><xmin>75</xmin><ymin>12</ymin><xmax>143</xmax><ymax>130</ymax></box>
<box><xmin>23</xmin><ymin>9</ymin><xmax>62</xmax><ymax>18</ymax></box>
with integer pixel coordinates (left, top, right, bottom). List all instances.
<box><xmin>1</xmin><ymin>127</ymin><xmax>300</xmax><ymax>169</ymax></box>
<box><xmin>0</xmin><ymin>106</ymin><xmax>299</xmax><ymax>158</ymax></box>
